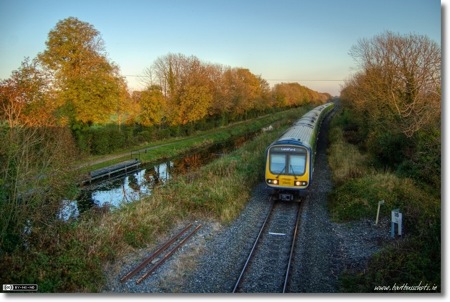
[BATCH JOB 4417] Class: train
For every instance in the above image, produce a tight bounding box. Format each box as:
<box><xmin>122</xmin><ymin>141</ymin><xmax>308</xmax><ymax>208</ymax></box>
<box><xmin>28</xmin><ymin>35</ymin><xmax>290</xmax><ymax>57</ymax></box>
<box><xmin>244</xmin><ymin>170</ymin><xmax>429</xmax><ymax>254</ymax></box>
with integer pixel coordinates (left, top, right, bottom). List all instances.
<box><xmin>264</xmin><ymin>103</ymin><xmax>334</xmax><ymax>201</ymax></box>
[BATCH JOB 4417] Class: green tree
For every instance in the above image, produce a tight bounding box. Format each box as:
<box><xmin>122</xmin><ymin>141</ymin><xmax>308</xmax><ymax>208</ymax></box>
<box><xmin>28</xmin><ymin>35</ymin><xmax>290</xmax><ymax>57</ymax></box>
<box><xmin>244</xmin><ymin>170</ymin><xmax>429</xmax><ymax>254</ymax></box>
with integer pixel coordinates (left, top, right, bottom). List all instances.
<box><xmin>0</xmin><ymin>126</ymin><xmax>77</xmax><ymax>253</ymax></box>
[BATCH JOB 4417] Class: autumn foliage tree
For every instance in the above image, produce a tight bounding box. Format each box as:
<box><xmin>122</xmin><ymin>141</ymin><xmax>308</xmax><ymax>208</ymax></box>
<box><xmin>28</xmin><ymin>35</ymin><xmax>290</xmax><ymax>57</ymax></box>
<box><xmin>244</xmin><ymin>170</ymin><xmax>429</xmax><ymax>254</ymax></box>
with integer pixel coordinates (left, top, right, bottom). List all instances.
<box><xmin>0</xmin><ymin>58</ymin><xmax>56</xmax><ymax>127</ymax></box>
<box><xmin>144</xmin><ymin>53</ymin><xmax>319</xmax><ymax>128</ymax></box>
<box><xmin>222</xmin><ymin>68</ymin><xmax>270</xmax><ymax>117</ymax></box>
<box><xmin>134</xmin><ymin>85</ymin><xmax>166</xmax><ymax>126</ymax></box>
<box><xmin>38</xmin><ymin>17</ymin><xmax>129</xmax><ymax>126</ymax></box>
<box><xmin>272</xmin><ymin>82</ymin><xmax>330</xmax><ymax>108</ymax></box>
<box><xmin>170</xmin><ymin>56</ymin><xmax>213</xmax><ymax>125</ymax></box>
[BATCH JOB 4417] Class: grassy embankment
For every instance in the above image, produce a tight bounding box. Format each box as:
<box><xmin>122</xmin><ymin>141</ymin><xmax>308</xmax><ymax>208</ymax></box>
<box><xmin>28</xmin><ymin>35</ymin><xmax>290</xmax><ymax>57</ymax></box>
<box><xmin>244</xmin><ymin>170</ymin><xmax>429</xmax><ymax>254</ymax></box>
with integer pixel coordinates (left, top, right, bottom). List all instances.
<box><xmin>77</xmin><ymin>108</ymin><xmax>304</xmax><ymax>173</ymax></box>
<box><xmin>4</xmin><ymin>106</ymin><xmax>309</xmax><ymax>292</ymax></box>
<box><xmin>327</xmin><ymin>111</ymin><xmax>441</xmax><ymax>292</ymax></box>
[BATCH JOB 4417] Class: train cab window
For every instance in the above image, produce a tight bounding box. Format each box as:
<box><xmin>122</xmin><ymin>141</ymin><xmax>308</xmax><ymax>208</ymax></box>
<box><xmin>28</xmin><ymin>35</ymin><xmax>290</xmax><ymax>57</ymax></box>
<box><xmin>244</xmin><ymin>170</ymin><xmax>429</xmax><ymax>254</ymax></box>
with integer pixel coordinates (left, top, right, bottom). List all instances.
<box><xmin>289</xmin><ymin>154</ymin><xmax>306</xmax><ymax>175</ymax></box>
<box><xmin>270</xmin><ymin>154</ymin><xmax>286</xmax><ymax>174</ymax></box>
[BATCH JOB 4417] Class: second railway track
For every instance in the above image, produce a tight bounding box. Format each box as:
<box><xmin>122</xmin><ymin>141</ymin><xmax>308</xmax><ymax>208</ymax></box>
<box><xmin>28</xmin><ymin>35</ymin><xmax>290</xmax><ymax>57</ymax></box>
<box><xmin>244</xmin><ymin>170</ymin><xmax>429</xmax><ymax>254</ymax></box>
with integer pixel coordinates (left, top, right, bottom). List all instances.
<box><xmin>120</xmin><ymin>223</ymin><xmax>202</xmax><ymax>285</ymax></box>
<box><xmin>233</xmin><ymin>197</ymin><xmax>303</xmax><ymax>293</ymax></box>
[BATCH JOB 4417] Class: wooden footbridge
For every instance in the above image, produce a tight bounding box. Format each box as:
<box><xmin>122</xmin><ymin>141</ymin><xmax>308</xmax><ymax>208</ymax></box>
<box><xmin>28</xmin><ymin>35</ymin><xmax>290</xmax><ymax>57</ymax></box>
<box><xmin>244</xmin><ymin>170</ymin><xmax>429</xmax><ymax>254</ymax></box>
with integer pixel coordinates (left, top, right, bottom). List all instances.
<box><xmin>81</xmin><ymin>159</ymin><xmax>141</xmax><ymax>185</ymax></box>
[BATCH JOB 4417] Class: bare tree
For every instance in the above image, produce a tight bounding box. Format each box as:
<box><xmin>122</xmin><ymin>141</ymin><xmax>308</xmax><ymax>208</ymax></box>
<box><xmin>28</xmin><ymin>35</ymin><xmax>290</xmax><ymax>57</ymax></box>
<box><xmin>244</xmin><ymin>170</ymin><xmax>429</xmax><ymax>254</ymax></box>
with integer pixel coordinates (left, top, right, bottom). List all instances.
<box><xmin>348</xmin><ymin>31</ymin><xmax>441</xmax><ymax>137</ymax></box>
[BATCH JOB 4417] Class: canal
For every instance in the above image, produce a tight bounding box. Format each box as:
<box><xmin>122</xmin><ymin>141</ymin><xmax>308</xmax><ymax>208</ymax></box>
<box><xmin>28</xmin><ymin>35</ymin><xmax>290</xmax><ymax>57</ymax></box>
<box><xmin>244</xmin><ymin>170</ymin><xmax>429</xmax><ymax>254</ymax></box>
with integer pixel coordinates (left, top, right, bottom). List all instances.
<box><xmin>59</xmin><ymin>134</ymin><xmax>254</xmax><ymax>220</ymax></box>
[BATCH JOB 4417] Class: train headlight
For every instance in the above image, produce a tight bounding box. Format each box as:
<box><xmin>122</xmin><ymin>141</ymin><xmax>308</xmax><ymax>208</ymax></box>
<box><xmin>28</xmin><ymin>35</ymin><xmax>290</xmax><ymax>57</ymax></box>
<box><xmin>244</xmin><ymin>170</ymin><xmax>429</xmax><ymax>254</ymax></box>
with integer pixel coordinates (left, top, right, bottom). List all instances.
<box><xmin>294</xmin><ymin>181</ymin><xmax>308</xmax><ymax>186</ymax></box>
<box><xmin>295</xmin><ymin>181</ymin><xmax>301</xmax><ymax>186</ymax></box>
<box><xmin>273</xmin><ymin>179</ymin><xmax>278</xmax><ymax>185</ymax></box>
<box><xmin>267</xmin><ymin>179</ymin><xmax>278</xmax><ymax>185</ymax></box>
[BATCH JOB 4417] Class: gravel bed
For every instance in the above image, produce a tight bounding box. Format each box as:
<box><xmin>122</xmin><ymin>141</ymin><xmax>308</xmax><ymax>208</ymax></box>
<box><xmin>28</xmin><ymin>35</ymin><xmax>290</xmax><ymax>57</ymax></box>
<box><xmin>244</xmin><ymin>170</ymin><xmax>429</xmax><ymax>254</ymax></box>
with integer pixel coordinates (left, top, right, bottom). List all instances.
<box><xmin>236</xmin><ymin>201</ymin><xmax>301</xmax><ymax>293</ymax></box>
<box><xmin>102</xmin><ymin>111</ymin><xmax>392</xmax><ymax>294</ymax></box>
<box><xmin>102</xmin><ymin>183</ymin><xmax>273</xmax><ymax>293</ymax></box>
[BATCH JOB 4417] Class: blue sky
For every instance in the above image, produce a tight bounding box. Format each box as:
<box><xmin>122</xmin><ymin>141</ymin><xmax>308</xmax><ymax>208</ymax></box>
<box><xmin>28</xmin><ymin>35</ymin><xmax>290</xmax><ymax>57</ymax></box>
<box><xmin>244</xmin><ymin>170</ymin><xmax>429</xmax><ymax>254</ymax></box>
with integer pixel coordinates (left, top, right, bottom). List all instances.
<box><xmin>0</xmin><ymin>0</ymin><xmax>442</xmax><ymax>96</ymax></box>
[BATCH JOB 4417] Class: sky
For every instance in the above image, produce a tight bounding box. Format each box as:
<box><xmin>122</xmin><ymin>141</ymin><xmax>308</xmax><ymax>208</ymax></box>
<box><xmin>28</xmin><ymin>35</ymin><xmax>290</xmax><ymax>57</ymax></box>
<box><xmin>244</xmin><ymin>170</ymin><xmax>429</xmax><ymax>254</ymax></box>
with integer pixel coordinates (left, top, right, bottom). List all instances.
<box><xmin>0</xmin><ymin>0</ymin><xmax>442</xmax><ymax>96</ymax></box>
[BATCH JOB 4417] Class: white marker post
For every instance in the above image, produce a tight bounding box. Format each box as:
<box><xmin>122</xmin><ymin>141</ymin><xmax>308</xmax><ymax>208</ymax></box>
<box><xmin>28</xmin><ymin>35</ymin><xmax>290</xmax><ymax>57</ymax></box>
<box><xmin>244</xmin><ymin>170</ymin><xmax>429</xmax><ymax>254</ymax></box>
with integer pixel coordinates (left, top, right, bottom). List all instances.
<box><xmin>391</xmin><ymin>209</ymin><xmax>403</xmax><ymax>238</ymax></box>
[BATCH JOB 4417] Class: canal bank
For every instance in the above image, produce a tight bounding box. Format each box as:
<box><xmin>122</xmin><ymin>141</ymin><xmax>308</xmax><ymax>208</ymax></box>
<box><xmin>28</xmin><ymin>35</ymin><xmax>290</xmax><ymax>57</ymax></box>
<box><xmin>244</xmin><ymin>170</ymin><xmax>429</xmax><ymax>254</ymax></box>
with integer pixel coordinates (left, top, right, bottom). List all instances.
<box><xmin>76</xmin><ymin>106</ymin><xmax>311</xmax><ymax>173</ymax></box>
<box><xmin>61</xmin><ymin>132</ymin><xmax>258</xmax><ymax>220</ymax></box>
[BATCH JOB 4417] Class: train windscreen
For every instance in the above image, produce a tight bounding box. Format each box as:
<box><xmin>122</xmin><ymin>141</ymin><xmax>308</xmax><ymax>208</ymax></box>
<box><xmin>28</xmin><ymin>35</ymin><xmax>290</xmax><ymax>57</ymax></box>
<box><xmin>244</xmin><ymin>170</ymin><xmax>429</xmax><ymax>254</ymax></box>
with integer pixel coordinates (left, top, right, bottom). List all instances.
<box><xmin>269</xmin><ymin>147</ymin><xmax>307</xmax><ymax>176</ymax></box>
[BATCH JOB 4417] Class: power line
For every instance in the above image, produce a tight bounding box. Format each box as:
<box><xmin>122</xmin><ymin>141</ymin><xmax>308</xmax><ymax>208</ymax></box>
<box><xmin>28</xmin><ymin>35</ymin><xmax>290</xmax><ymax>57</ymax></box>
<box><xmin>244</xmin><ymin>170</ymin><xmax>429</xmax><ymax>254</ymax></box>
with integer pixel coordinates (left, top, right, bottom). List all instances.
<box><xmin>124</xmin><ymin>75</ymin><xmax>147</xmax><ymax>78</ymax></box>
<box><xmin>266</xmin><ymin>79</ymin><xmax>345</xmax><ymax>82</ymax></box>
<box><xmin>124</xmin><ymin>74</ymin><xmax>345</xmax><ymax>82</ymax></box>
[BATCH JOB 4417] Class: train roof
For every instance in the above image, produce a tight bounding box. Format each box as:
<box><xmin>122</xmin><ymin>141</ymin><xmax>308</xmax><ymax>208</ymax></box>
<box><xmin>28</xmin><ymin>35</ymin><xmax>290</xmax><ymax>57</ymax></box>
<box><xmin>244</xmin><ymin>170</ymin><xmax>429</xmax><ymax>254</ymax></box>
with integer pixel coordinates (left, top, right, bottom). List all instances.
<box><xmin>272</xmin><ymin>103</ymin><xmax>334</xmax><ymax>149</ymax></box>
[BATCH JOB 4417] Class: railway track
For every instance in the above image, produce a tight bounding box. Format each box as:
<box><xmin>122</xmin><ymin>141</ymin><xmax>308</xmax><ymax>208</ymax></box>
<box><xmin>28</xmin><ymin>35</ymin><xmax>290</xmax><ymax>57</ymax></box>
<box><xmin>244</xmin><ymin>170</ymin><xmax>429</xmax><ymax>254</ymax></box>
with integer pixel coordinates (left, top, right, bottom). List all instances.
<box><xmin>232</xmin><ymin>197</ymin><xmax>303</xmax><ymax>293</ymax></box>
<box><xmin>120</xmin><ymin>223</ymin><xmax>202</xmax><ymax>285</ymax></box>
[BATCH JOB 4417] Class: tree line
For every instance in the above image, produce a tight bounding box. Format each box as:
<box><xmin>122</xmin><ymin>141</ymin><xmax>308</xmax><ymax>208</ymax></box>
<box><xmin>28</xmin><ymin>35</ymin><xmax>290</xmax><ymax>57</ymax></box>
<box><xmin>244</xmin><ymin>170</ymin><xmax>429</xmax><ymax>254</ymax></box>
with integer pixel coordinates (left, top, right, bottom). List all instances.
<box><xmin>0</xmin><ymin>17</ymin><xmax>330</xmax><ymax>146</ymax></box>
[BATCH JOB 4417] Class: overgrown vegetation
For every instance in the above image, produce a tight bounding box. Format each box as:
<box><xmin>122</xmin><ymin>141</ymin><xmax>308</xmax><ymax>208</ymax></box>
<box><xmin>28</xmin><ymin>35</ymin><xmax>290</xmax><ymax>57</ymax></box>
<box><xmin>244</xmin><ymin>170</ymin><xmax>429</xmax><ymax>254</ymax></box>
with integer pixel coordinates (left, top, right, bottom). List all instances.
<box><xmin>0</xmin><ymin>126</ymin><xmax>78</xmax><ymax>253</ymax></box>
<box><xmin>327</xmin><ymin>31</ymin><xmax>440</xmax><ymax>292</ymax></box>
<box><xmin>328</xmin><ymin>107</ymin><xmax>440</xmax><ymax>292</ymax></box>
<box><xmin>0</xmin><ymin>107</ymin><xmax>305</xmax><ymax>292</ymax></box>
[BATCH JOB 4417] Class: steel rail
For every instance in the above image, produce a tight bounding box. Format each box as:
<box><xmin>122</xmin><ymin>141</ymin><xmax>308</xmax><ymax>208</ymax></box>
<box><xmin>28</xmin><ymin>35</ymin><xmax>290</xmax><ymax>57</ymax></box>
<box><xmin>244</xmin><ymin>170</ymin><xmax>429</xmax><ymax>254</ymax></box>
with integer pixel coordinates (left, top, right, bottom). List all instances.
<box><xmin>232</xmin><ymin>197</ymin><xmax>274</xmax><ymax>293</ymax></box>
<box><xmin>136</xmin><ymin>224</ymin><xmax>202</xmax><ymax>284</ymax></box>
<box><xmin>120</xmin><ymin>223</ymin><xmax>193</xmax><ymax>283</ymax></box>
<box><xmin>282</xmin><ymin>202</ymin><xmax>302</xmax><ymax>293</ymax></box>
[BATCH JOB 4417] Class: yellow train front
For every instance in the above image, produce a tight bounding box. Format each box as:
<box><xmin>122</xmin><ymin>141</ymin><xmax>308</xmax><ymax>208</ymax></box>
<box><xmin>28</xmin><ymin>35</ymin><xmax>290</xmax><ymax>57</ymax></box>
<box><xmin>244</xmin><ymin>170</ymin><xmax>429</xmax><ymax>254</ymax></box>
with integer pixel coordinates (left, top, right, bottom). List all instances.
<box><xmin>265</xmin><ymin>103</ymin><xmax>334</xmax><ymax>201</ymax></box>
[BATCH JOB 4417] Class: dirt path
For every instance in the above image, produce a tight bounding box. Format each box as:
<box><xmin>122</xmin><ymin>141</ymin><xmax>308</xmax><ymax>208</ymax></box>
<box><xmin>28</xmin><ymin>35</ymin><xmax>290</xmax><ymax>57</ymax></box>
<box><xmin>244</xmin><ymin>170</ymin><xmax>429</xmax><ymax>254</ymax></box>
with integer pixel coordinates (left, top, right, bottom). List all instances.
<box><xmin>76</xmin><ymin>133</ymin><xmax>211</xmax><ymax>170</ymax></box>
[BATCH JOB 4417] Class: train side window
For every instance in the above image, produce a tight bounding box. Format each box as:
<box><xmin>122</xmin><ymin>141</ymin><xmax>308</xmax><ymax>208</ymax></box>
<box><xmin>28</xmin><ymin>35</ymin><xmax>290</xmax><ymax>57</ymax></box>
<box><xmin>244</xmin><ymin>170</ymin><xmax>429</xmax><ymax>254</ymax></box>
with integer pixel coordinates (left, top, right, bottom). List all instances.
<box><xmin>270</xmin><ymin>154</ymin><xmax>286</xmax><ymax>174</ymax></box>
<box><xmin>289</xmin><ymin>154</ymin><xmax>306</xmax><ymax>175</ymax></box>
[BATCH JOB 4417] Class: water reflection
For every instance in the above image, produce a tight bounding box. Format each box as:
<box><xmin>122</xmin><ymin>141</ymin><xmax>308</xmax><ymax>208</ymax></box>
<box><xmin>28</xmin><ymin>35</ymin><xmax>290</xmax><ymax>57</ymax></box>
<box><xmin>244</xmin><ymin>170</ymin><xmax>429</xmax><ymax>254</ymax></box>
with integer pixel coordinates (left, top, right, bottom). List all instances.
<box><xmin>59</xmin><ymin>133</ymin><xmax>255</xmax><ymax>220</ymax></box>
<box><xmin>89</xmin><ymin>161</ymin><xmax>173</xmax><ymax>208</ymax></box>
<box><xmin>58</xmin><ymin>200</ymin><xmax>80</xmax><ymax>221</ymax></box>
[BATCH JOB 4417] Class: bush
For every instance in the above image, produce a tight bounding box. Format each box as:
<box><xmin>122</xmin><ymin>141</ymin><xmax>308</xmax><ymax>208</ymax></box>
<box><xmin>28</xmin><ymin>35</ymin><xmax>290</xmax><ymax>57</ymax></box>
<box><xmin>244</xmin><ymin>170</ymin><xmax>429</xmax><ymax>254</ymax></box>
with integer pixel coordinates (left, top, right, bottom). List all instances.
<box><xmin>366</xmin><ymin>130</ymin><xmax>413</xmax><ymax>169</ymax></box>
<box><xmin>397</xmin><ymin>127</ymin><xmax>440</xmax><ymax>190</ymax></box>
<box><xmin>327</xmin><ymin>127</ymin><xmax>369</xmax><ymax>185</ymax></box>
